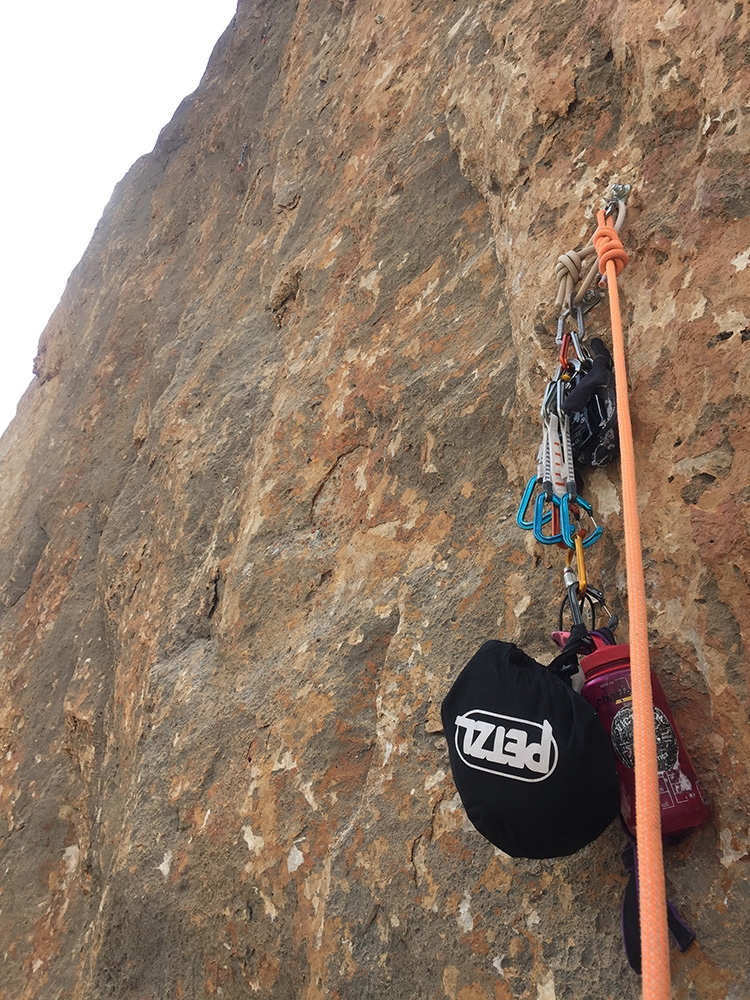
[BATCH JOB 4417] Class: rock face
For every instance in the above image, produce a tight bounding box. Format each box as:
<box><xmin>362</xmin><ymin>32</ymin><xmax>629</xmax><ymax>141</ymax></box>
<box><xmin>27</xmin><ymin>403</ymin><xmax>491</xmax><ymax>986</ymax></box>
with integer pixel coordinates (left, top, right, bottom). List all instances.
<box><xmin>1</xmin><ymin>1</ymin><xmax>749</xmax><ymax>997</ymax></box>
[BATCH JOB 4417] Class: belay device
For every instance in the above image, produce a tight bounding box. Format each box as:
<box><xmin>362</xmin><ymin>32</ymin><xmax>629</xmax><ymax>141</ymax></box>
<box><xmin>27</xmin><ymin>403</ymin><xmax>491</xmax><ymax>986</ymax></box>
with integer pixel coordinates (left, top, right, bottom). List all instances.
<box><xmin>442</xmin><ymin>187</ymin><xmax>710</xmax><ymax>977</ymax></box>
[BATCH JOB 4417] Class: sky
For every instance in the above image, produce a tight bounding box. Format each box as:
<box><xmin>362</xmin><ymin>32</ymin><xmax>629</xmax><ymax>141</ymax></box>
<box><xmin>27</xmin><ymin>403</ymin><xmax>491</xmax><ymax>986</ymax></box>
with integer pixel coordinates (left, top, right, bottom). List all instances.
<box><xmin>0</xmin><ymin>0</ymin><xmax>238</xmax><ymax>435</ymax></box>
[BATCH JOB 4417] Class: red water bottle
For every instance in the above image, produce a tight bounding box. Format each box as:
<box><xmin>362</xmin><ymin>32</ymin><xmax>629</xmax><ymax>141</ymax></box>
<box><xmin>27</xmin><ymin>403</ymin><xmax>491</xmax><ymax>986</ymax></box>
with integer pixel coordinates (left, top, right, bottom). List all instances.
<box><xmin>579</xmin><ymin>643</ymin><xmax>710</xmax><ymax>838</ymax></box>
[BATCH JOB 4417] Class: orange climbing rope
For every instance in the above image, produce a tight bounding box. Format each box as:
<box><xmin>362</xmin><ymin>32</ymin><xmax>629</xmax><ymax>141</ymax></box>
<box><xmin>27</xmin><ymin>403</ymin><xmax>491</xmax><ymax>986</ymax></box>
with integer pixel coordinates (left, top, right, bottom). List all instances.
<box><xmin>594</xmin><ymin>210</ymin><xmax>671</xmax><ymax>999</ymax></box>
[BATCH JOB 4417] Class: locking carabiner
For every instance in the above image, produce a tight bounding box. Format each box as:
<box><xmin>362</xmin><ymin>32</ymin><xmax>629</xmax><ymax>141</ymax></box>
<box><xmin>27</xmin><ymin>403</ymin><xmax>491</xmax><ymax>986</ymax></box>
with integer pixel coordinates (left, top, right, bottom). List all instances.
<box><xmin>566</xmin><ymin>535</ymin><xmax>587</xmax><ymax>597</ymax></box>
<box><xmin>559</xmin><ymin>332</ymin><xmax>574</xmax><ymax>372</ymax></box>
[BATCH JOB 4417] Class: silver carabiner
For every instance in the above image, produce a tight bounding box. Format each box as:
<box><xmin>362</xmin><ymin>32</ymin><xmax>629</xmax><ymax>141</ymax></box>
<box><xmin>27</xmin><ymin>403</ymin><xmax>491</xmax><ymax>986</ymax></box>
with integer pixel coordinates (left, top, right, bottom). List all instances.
<box><xmin>569</xmin><ymin>306</ymin><xmax>591</xmax><ymax>360</ymax></box>
<box><xmin>555</xmin><ymin>312</ymin><xmax>568</xmax><ymax>346</ymax></box>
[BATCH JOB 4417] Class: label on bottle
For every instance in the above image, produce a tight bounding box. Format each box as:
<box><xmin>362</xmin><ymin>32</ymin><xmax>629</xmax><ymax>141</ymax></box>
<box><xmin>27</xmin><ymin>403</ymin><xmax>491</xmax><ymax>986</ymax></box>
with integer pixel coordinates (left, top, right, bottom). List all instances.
<box><xmin>610</xmin><ymin>704</ymin><xmax>679</xmax><ymax>773</ymax></box>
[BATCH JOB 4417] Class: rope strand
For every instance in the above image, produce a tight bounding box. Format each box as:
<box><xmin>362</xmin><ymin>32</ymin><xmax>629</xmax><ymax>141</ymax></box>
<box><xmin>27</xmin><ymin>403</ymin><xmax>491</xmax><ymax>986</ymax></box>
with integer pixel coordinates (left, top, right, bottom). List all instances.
<box><xmin>594</xmin><ymin>209</ymin><xmax>671</xmax><ymax>1000</ymax></box>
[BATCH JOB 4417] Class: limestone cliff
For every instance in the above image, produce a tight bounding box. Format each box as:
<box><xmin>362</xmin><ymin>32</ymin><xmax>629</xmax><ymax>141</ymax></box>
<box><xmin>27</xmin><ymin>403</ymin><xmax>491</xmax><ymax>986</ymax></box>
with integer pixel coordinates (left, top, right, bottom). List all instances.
<box><xmin>1</xmin><ymin>1</ymin><xmax>748</xmax><ymax>997</ymax></box>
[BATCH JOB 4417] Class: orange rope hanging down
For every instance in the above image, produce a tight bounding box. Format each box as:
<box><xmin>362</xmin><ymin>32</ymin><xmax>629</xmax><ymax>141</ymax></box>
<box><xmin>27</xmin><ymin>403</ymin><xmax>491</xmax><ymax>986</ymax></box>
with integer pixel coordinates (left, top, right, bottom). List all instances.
<box><xmin>594</xmin><ymin>210</ymin><xmax>671</xmax><ymax>1000</ymax></box>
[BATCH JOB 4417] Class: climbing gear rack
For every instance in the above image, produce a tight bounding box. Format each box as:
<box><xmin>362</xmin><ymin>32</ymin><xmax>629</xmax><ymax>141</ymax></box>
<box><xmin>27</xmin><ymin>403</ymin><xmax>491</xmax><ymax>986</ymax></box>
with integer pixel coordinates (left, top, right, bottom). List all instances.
<box><xmin>516</xmin><ymin>189</ymin><xmax>628</xmax><ymax>619</ymax></box>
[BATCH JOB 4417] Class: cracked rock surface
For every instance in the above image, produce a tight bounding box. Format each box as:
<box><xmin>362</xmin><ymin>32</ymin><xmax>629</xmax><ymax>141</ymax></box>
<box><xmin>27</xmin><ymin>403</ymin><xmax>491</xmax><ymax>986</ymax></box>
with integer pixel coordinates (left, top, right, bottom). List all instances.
<box><xmin>1</xmin><ymin>1</ymin><xmax>749</xmax><ymax>997</ymax></box>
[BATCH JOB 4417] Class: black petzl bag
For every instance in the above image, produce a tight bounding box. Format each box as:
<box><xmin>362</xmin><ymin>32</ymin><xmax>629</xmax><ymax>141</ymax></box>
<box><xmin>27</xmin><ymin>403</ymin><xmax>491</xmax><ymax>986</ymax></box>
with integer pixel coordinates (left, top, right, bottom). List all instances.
<box><xmin>442</xmin><ymin>639</ymin><xmax>620</xmax><ymax>859</ymax></box>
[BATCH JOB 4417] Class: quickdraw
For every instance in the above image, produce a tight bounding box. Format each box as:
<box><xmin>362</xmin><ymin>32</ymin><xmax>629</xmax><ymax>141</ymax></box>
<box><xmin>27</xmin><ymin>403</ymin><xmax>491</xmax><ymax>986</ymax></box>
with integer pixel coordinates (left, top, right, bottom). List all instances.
<box><xmin>516</xmin><ymin>188</ymin><xmax>625</xmax><ymax>589</ymax></box>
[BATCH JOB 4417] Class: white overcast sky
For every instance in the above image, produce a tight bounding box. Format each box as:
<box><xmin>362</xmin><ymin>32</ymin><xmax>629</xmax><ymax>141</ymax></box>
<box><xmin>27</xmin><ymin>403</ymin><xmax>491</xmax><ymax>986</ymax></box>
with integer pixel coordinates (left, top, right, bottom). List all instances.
<box><xmin>0</xmin><ymin>0</ymin><xmax>238</xmax><ymax>435</ymax></box>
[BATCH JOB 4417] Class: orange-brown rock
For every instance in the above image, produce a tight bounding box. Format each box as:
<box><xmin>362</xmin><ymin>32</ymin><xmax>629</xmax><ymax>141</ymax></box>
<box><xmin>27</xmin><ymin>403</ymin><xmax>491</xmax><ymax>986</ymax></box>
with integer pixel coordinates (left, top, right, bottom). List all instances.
<box><xmin>1</xmin><ymin>1</ymin><xmax>748</xmax><ymax>997</ymax></box>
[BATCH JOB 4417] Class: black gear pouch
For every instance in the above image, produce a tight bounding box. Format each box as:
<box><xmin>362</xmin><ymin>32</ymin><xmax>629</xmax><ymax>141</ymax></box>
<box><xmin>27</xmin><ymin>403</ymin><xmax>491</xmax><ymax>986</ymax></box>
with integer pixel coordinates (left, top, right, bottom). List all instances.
<box><xmin>562</xmin><ymin>338</ymin><xmax>618</xmax><ymax>468</ymax></box>
<box><xmin>441</xmin><ymin>640</ymin><xmax>620</xmax><ymax>859</ymax></box>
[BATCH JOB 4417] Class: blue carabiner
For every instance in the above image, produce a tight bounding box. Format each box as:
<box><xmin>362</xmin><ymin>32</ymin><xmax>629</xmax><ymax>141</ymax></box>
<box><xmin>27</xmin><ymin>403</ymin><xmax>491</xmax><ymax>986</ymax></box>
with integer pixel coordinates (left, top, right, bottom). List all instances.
<box><xmin>533</xmin><ymin>491</ymin><xmax>564</xmax><ymax>545</ymax></box>
<box><xmin>560</xmin><ymin>493</ymin><xmax>603</xmax><ymax>549</ymax></box>
<box><xmin>516</xmin><ymin>476</ymin><xmax>545</xmax><ymax>531</ymax></box>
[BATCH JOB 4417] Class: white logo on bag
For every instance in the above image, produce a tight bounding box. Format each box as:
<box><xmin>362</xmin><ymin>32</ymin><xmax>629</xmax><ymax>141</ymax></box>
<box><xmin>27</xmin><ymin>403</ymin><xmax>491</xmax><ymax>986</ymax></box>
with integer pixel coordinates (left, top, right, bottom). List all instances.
<box><xmin>454</xmin><ymin>710</ymin><xmax>558</xmax><ymax>781</ymax></box>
